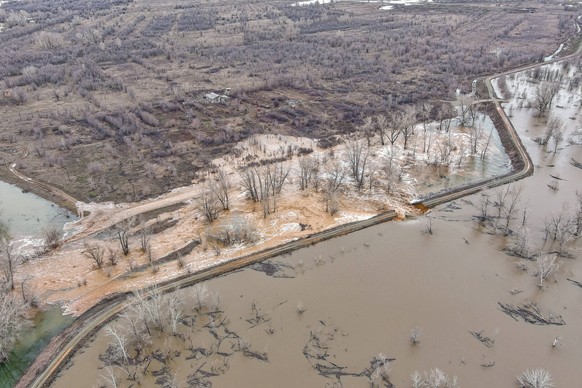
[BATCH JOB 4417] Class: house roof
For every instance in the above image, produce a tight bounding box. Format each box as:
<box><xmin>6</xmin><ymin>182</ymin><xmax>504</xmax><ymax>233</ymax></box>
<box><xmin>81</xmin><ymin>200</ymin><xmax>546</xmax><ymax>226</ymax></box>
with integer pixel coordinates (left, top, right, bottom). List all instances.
<box><xmin>205</xmin><ymin>92</ymin><xmax>220</xmax><ymax>100</ymax></box>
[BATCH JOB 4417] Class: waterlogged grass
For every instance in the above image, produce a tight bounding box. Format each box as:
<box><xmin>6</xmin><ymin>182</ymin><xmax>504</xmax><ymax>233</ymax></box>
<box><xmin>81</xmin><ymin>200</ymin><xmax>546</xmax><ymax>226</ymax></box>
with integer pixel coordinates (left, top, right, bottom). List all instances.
<box><xmin>0</xmin><ymin>306</ymin><xmax>72</xmax><ymax>388</ymax></box>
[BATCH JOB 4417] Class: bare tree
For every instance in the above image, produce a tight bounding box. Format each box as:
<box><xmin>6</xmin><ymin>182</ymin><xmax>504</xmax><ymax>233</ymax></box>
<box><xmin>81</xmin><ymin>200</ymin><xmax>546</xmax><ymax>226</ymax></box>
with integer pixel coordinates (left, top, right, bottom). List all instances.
<box><xmin>549</xmin><ymin>117</ymin><xmax>565</xmax><ymax>153</ymax></box>
<box><xmin>398</xmin><ymin>107</ymin><xmax>417</xmax><ymax>150</ymax></box>
<box><xmin>138</xmin><ymin>218</ymin><xmax>151</xmax><ymax>252</ymax></box>
<box><xmin>492</xmin><ymin>184</ymin><xmax>522</xmax><ymax>234</ymax></box>
<box><xmin>83</xmin><ymin>241</ymin><xmax>105</xmax><ymax>268</ymax></box>
<box><xmin>168</xmin><ymin>296</ymin><xmax>183</xmax><ymax>335</ymax></box>
<box><xmin>502</xmin><ymin>185</ymin><xmax>523</xmax><ymax>235</ymax></box>
<box><xmin>105</xmin><ymin>325</ymin><xmax>129</xmax><ymax>364</ymax></box>
<box><xmin>409</xmin><ymin>326</ymin><xmax>422</xmax><ymax>345</ymax></box>
<box><xmin>360</xmin><ymin>116</ymin><xmax>375</xmax><ymax>147</ymax></box>
<box><xmin>376</xmin><ymin>114</ymin><xmax>389</xmax><ymax>146</ymax></box>
<box><xmin>476</xmin><ymin>193</ymin><xmax>491</xmax><ymax>225</ymax></box>
<box><xmin>213</xmin><ymin>168</ymin><xmax>231</xmax><ymax>210</ymax></box>
<box><xmin>410</xmin><ymin>368</ymin><xmax>459</xmax><ymax>388</ymax></box>
<box><xmin>42</xmin><ymin>224</ymin><xmax>63</xmax><ymax>250</ymax></box>
<box><xmin>0</xmin><ymin>292</ymin><xmax>29</xmax><ymax>362</ymax></box>
<box><xmin>536</xmin><ymin>254</ymin><xmax>560</xmax><ymax>289</ymax></box>
<box><xmin>116</xmin><ymin>218</ymin><xmax>132</xmax><ymax>256</ymax></box>
<box><xmin>417</xmin><ymin>100</ymin><xmax>432</xmax><ymax>148</ymax></box>
<box><xmin>539</xmin><ymin>117</ymin><xmax>563</xmax><ymax>147</ymax></box>
<box><xmin>322</xmin><ymin>161</ymin><xmax>345</xmax><ymax>214</ymax></box>
<box><xmin>108</xmin><ymin>248</ymin><xmax>119</xmax><ymax>266</ymax></box>
<box><xmin>99</xmin><ymin>365</ymin><xmax>120</xmax><ymax>388</ymax></box>
<box><xmin>345</xmin><ymin>139</ymin><xmax>369</xmax><ymax>190</ymax></box>
<box><xmin>241</xmin><ymin>163</ymin><xmax>289</xmax><ymax>217</ymax></box>
<box><xmin>508</xmin><ymin>227</ymin><xmax>534</xmax><ymax>259</ymax></box>
<box><xmin>516</xmin><ymin>369</ymin><xmax>554</xmax><ymax>388</ymax></box>
<box><xmin>0</xmin><ymin>238</ymin><xmax>18</xmax><ymax>290</ymax></box>
<box><xmin>437</xmin><ymin>102</ymin><xmax>455</xmax><ymax>132</ymax></box>
<box><xmin>199</xmin><ymin>190</ymin><xmax>220</xmax><ymax>223</ymax></box>
<box><xmin>533</xmin><ymin>82</ymin><xmax>559</xmax><ymax>117</ymax></box>
<box><xmin>469</xmin><ymin>125</ymin><xmax>484</xmax><ymax>155</ymax></box>
<box><xmin>297</xmin><ymin>156</ymin><xmax>319</xmax><ymax>191</ymax></box>
<box><xmin>240</xmin><ymin>166</ymin><xmax>263</xmax><ymax>203</ymax></box>
<box><xmin>191</xmin><ymin>283</ymin><xmax>210</xmax><ymax>312</ymax></box>
<box><xmin>386</xmin><ymin>111</ymin><xmax>403</xmax><ymax>146</ymax></box>
<box><xmin>457</xmin><ymin>94</ymin><xmax>475</xmax><ymax>127</ymax></box>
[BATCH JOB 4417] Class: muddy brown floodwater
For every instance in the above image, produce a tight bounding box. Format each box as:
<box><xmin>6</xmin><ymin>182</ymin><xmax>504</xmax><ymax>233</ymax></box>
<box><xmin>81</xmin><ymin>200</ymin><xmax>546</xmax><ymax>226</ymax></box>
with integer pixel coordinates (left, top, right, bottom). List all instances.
<box><xmin>52</xmin><ymin>62</ymin><xmax>582</xmax><ymax>387</ymax></box>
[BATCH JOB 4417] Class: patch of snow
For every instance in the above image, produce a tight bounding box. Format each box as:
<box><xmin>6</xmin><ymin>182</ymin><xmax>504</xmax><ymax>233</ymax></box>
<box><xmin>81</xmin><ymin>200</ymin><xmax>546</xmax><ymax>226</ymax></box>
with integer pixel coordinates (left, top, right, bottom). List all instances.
<box><xmin>281</xmin><ymin>223</ymin><xmax>302</xmax><ymax>233</ymax></box>
<box><xmin>336</xmin><ymin>212</ymin><xmax>372</xmax><ymax>223</ymax></box>
<box><xmin>544</xmin><ymin>43</ymin><xmax>564</xmax><ymax>62</ymax></box>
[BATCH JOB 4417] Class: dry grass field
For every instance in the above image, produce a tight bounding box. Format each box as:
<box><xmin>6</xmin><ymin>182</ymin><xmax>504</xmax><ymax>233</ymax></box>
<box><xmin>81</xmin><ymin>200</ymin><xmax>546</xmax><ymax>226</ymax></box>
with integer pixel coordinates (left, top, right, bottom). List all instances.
<box><xmin>0</xmin><ymin>0</ymin><xmax>577</xmax><ymax>203</ymax></box>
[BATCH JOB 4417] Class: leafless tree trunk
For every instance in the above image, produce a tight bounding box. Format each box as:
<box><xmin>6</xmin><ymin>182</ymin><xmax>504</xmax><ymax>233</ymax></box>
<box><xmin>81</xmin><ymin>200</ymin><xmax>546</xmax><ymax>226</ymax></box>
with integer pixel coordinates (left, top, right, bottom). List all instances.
<box><xmin>83</xmin><ymin>241</ymin><xmax>105</xmax><ymax>268</ymax></box>
<box><xmin>548</xmin><ymin>117</ymin><xmax>565</xmax><ymax>153</ymax></box>
<box><xmin>345</xmin><ymin>139</ymin><xmax>369</xmax><ymax>190</ymax></box>
<box><xmin>139</xmin><ymin>219</ymin><xmax>151</xmax><ymax>253</ymax></box>
<box><xmin>199</xmin><ymin>190</ymin><xmax>220</xmax><ymax>223</ymax></box>
<box><xmin>536</xmin><ymin>254</ymin><xmax>560</xmax><ymax>288</ymax></box>
<box><xmin>502</xmin><ymin>185</ymin><xmax>523</xmax><ymax>235</ymax></box>
<box><xmin>457</xmin><ymin>95</ymin><xmax>474</xmax><ymax>127</ymax></box>
<box><xmin>322</xmin><ymin>161</ymin><xmax>345</xmax><ymax>214</ymax></box>
<box><xmin>168</xmin><ymin>296</ymin><xmax>183</xmax><ymax>336</ymax></box>
<box><xmin>240</xmin><ymin>167</ymin><xmax>263</xmax><ymax>203</ymax></box>
<box><xmin>116</xmin><ymin>218</ymin><xmax>132</xmax><ymax>256</ymax></box>
<box><xmin>376</xmin><ymin>114</ymin><xmax>388</xmax><ymax>146</ymax></box>
<box><xmin>574</xmin><ymin>191</ymin><xmax>582</xmax><ymax>236</ymax></box>
<box><xmin>192</xmin><ymin>283</ymin><xmax>210</xmax><ymax>312</ymax></box>
<box><xmin>516</xmin><ymin>368</ymin><xmax>553</xmax><ymax>388</ymax></box>
<box><xmin>100</xmin><ymin>366</ymin><xmax>120</xmax><ymax>388</ymax></box>
<box><xmin>0</xmin><ymin>292</ymin><xmax>29</xmax><ymax>362</ymax></box>
<box><xmin>469</xmin><ymin>125</ymin><xmax>484</xmax><ymax>155</ymax></box>
<box><xmin>533</xmin><ymin>81</ymin><xmax>559</xmax><ymax>117</ymax></box>
<box><xmin>213</xmin><ymin>168</ymin><xmax>231</xmax><ymax>210</ymax></box>
<box><xmin>106</xmin><ymin>325</ymin><xmax>129</xmax><ymax>364</ymax></box>
<box><xmin>0</xmin><ymin>238</ymin><xmax>18</xmax><ymax>290</ymax></box>
<box><xmin>297</xmin><ymin>156</ymin><xmax>319</xmax><ymax>191</ymax></box>
<box><xmin>42</xmin><ymin>224</ymin><xmax>63</xmax><ymax>251</ymax></box>
<box><xmin>360</xmin><ymin>116</ymin><xmax>374</xmax><ymax>147</ymax></box>
<box><xmin>398</xmin><ymin>107</ymin><xmax>417</xmax><ymax>150</ymax></box>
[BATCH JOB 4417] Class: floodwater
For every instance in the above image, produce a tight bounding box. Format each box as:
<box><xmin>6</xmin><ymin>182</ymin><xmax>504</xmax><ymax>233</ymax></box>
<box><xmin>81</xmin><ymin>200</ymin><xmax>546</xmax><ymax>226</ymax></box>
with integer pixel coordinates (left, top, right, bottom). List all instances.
<box><xmin>0</xmin><ymin>179</ymin><xmax>76</xmax><ymax>386</ymax></box>
<box><xmin>0</xmin><ymin>305</ymin><xmax>73</xmax><ymax>388</ymax></box>
<box><xmin>413</xmin><ymin>113</ymin><xmax>511</xmax><ymax>199</ymax></box>
<box><xmin>53</xmin><ymin>62</ymin><xmax>582</xmax><ymax>387</ymax></box>
<box><xmin>0</xmin><ymin>180</ymin><xmax>75</xmax><ymax>247</ymax></box>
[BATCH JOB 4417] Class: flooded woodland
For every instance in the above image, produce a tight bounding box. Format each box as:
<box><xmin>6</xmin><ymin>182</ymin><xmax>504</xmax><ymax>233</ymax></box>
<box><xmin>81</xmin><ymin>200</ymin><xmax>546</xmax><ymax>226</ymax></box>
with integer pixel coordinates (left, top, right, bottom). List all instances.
<box><xmin>48</xmin><ymin>59</ymin><xmax>582</xmax><ymax>387</ymax></box>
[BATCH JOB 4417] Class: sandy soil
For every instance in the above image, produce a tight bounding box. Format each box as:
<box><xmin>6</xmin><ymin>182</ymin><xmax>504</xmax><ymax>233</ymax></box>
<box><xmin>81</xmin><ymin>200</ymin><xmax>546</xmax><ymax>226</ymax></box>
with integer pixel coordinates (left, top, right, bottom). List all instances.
<box><xmin>15</xmin><ymin>120</ymin><xmax>498</xmax><ymax>316</ymax></box>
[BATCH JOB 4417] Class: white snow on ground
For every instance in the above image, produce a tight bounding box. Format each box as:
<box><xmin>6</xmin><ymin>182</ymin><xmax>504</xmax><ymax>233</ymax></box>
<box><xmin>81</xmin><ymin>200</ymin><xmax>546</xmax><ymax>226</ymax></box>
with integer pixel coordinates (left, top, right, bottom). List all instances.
<box><xmin>292</xmin><ymin>0</ymin><xmax>429</xmax><ymax>6</ymax></box>
<box><xmin>544</xmin><ymin>43</ymin><xmax>564</xmax><ymax>62</ymax></box>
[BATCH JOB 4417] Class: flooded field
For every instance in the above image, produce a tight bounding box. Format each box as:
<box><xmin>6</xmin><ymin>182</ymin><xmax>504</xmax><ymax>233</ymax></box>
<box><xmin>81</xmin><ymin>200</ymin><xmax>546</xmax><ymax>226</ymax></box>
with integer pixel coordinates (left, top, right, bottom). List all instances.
<box><xmin>52</xmin><ymin>61</ymin><xmax>582</xmax><ymax>387</ymax></box>
<box><xmin>0</xmin><ymin>180</ymin><xmax>75</xmax><ymax>242</ymax></box>
<box><xmin>0</xmin><ymin>306</ymin><xmax>72</xmax><ymax>388</ymax></box>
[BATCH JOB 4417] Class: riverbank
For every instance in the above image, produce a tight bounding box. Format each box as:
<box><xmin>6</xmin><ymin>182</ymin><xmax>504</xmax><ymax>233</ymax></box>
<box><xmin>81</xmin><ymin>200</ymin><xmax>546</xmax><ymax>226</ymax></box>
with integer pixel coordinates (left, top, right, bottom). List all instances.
<box><xmin>18</xmin><ymin>99</ymin><xmax>528</xmax><ymax>388</ymax></box>
<box><xmin>0</xmin><ymin>165</ymin><xmax>78</xmax><ymax>216</ymax></box>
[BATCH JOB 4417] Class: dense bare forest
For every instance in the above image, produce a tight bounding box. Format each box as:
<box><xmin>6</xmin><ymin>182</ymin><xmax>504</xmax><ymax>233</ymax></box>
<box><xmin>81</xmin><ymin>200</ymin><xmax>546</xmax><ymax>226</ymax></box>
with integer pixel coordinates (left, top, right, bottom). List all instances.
<box><xmin>0</xmin><ymin>0</ymin><xmax>577</xmax><ymax>203</ymax></box>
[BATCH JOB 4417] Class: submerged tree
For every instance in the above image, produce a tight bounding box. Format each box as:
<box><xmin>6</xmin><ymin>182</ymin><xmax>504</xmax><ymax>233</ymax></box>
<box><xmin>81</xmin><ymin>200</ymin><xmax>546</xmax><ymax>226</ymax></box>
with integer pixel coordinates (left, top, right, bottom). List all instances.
<box><xmin>516</xmin><ymin>369</ymin><xmax>554</xmax><ymax>388</ymax></box>
<box><xmin>0</xmin><ymin>292</ymin><xmax>29</xmax><ymax>363</ymax></box>
<box><xmin>410</xmin><ymin>368</ymin><xmax>459</xmax><ymax>388</ymax></box>
<box><xmin>0</xmin><ymin>237</ymin><xmax>18</xmax><ymax>290</ymax></box>
<box><xmin>532</xmin><ymin>82</ymin><xmax>559</xmax><ymax>117</ymax></box>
